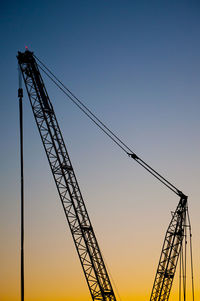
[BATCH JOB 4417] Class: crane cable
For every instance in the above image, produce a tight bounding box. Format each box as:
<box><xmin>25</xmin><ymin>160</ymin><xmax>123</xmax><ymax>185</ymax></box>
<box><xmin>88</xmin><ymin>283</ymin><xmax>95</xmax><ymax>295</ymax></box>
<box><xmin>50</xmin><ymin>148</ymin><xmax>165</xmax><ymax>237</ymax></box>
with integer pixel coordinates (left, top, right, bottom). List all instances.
<box><xmin>101</xmin><ymin>251</ymin><xmax>122</xmax><ymax>301</ymax></box>
<box><xmin>34</xmin><ymin>54</ymin><xmax>184</xmax><ymax>197</ymax></box>
<box><xmin>178</xmin><ymin>207</ymin><xmax>195</xmax><ymax>301</ymax></box>
<box><xmin>187</xmin><ymin>209</ymin><xmax>195</xmax><ymax>301</ymax></box>
<box><xmin>179</xmin><ymin>247</ymin><xmax>182</xmax><ymax>301</ymax></box>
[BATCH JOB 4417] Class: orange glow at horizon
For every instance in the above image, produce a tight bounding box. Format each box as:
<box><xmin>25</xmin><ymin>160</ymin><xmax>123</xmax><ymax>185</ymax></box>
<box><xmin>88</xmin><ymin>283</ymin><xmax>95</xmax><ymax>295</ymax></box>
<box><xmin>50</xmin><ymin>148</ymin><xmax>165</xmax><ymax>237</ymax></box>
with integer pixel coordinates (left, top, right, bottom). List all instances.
<box><xmin>1</xmin><ymin>1</ymin><xmax>200</xmax><ymax>301</ymax></box>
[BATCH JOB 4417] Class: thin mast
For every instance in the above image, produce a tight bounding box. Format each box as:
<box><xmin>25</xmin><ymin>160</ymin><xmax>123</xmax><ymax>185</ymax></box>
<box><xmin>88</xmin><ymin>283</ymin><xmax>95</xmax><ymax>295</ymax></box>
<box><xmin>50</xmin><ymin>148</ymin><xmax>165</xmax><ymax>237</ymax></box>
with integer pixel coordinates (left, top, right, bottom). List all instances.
<box><xmin>18</xmin><ymin>66</ymin><xmax>24</xmax><ymax>301</ymax></box>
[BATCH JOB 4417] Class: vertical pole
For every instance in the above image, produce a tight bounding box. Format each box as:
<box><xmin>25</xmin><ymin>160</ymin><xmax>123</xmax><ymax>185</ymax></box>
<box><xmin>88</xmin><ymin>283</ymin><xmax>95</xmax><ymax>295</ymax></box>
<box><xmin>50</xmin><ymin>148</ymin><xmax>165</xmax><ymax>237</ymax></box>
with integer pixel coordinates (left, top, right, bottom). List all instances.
<box><xmin>184</xmin><ymin>223</ymin><xmax>187</xmax><ymax>301</ymax></box>
<box><xmin>18</xmin><ymin>66</ymin><xmax>24</xmax><ymax>301</ymax></box>
<box><xmin>179</xmin><ymin>249</ymin><xmax>182</xmax><ymax>301</ymax></box>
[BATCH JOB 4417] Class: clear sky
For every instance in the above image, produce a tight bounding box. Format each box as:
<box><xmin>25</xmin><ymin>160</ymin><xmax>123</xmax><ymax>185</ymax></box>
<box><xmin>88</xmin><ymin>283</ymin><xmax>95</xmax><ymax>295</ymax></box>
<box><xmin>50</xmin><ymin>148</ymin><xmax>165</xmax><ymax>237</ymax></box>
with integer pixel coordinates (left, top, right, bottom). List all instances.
<box><xmin>0</xmin><ymin>1</ymin><xmax>200</xmax><ymax>300</ymax></box>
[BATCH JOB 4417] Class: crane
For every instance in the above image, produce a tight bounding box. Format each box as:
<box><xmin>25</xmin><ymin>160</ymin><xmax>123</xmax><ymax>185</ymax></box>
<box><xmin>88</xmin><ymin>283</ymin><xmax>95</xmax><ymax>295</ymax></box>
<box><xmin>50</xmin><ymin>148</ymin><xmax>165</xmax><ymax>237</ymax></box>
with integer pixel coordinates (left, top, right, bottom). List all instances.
<box><xmin>150</xmin><ymin>194</ymin><xmax>187</xmax><ymax>300</ymax></box>
<box><xmin>17</xmin><ymin>50</ymin><xmax>116</xmax><ymax>301</ymax></box>
<box><xmin>17</xmin><ymin>49</ymin><xmax>194</xmax><ymax>301</ymax></box>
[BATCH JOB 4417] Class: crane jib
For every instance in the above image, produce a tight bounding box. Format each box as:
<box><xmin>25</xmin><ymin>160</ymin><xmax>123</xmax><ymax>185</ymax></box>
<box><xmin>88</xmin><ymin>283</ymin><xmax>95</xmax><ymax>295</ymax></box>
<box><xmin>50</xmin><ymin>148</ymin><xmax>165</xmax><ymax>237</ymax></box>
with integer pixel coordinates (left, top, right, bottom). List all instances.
<box><xmin>17</xmin><ymin>50</ymin><xmax>117</xmax><ymax>301</ymax></box>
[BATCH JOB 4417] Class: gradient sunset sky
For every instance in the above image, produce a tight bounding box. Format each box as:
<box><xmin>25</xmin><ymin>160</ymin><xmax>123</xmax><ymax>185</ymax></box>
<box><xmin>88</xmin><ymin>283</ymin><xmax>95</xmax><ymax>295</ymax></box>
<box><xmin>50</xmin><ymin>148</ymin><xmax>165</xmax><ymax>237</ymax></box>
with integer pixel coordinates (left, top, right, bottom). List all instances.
<box><xmin>0</xmin><ymin>1</ymin><xmax>200</xmax><ymax>300</ymax></box>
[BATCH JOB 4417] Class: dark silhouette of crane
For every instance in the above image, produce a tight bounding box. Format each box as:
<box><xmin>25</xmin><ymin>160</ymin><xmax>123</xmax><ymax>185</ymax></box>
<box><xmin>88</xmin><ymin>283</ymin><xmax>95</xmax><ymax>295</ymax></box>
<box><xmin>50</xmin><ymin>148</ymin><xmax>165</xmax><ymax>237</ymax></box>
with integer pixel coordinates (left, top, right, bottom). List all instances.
<box><xmin>17</xmin><ymin>49</ymin><xmax>194</xmax><ymax>301</ymax></box>
<box><xmin>17</xmin><ymin>50</ymin><xmax>116</xmax><ymax>301</ymax></box>
<box><xmin>150</xmin><ymin>195</ymin><xmax>187</xmax><ymax>300</ymax></box>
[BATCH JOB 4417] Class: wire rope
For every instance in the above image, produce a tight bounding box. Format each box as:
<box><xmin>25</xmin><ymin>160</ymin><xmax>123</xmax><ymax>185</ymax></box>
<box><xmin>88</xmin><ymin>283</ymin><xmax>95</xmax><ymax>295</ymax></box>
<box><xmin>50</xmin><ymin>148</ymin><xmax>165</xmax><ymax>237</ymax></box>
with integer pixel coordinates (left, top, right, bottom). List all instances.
<box><xmin>179</xmin><ymin>247</ymin><xmax>182</xmax><ymax>301</ymax></box>
<box><xmin>37</xmin><ymin>64</ymin><xmax>128</xmax><ymax>153</ymax></box>
<box><xmin>184</xmin><ymin>220</ymin><xmax>187</xmax><ymax>301</ymax></box>
<box><xmin>187</xmin><ymin>209</ymin><xmax>195</xmax><ymax>301</ymax></box>
<box><xmin>33</xmin><ymin>54</ymin><xmax>183</xmax><ymax>197</ymax></box>
<box><xmin>181</xmin><ymin>241</ymin><xmax>186</xmax><ymax>301</ymax></box>
<box><xmin>101</xmin><ymin>251</ymin><xmax>122</xmax><ymax>301</ymax></box>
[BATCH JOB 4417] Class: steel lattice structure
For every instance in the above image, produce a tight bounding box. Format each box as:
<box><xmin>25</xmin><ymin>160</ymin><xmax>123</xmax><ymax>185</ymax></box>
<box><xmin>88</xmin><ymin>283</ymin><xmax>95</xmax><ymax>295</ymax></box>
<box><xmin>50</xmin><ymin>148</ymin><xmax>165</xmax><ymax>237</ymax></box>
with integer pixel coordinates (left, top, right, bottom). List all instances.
<box><xmin>17</xmin><ymin>49</ymin><xmax>192</xmax><ymax>301</ymax></box>
<box><xmin>17</xmin><ymin>50</ymin><xmax>116</xmax><ymax>301</ymax></box>
<box><xmin>150</xmin><ymin>195</ymin><xmax>187</xmax><ymax>301</ymax></box>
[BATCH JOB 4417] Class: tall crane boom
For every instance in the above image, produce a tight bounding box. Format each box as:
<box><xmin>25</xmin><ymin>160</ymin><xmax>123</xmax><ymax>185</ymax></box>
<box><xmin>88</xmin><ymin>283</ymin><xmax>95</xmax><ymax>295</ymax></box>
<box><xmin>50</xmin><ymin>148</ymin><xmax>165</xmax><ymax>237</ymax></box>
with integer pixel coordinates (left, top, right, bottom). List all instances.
<box><xmin>17</xmin><ymin>50</ymin><xmax>116</xmax><ymax>301</ymax></box>
<box><xmin>150</xmin><ymin>194</ymin><xmax>187</xmax><ymax>301</ymax></box>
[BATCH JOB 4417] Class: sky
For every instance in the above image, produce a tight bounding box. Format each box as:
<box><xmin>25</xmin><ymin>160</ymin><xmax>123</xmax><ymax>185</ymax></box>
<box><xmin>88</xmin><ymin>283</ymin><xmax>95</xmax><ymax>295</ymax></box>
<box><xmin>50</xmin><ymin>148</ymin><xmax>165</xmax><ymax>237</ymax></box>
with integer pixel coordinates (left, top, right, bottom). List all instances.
<box><xmin>0</xmin><ymin>0</ymin><xmax>200</xmax><ymax>300</ymax></box>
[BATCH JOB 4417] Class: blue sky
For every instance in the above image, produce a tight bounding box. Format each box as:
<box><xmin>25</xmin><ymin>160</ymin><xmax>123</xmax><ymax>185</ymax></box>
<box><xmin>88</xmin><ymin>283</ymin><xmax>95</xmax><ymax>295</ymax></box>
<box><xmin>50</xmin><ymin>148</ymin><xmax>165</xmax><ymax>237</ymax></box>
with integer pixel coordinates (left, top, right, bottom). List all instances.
<box><xmin>0</xmin><ymin>1</ymin><xmax>200</xmax><ymax>300</ymax></box>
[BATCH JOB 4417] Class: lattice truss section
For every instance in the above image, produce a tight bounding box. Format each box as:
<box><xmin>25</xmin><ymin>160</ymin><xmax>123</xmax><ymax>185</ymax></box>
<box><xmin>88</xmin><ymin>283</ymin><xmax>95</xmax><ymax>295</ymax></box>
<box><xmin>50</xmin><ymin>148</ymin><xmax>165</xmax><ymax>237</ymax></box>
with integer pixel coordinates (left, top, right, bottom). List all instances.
<box><xmin>18</xmin><ymin>51</ymin><xmax>116</xmax><ymax>301</ymax></box>
<box><xmin>150</xmin><ymin>196</ymin><xmax>187</xmax><ymax>301</ymax></box>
